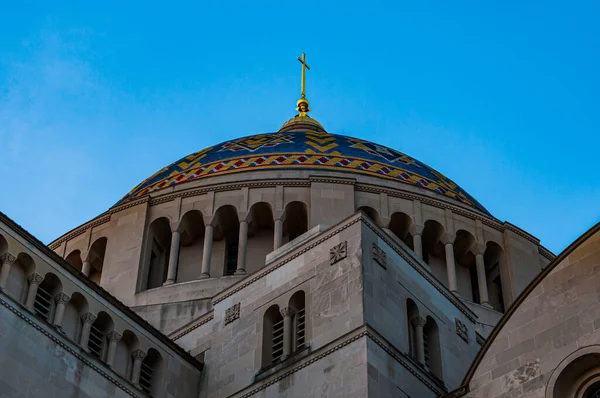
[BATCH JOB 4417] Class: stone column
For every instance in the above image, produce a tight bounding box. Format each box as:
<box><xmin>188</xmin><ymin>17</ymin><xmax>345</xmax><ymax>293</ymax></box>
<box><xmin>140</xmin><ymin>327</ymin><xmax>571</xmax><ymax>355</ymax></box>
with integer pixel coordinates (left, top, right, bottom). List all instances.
<box><xmin>79</xmin><ymin>312</ymin><xmax>97</xmax><ymax>351</ymax></box>
<box><xmin>475</xmin><ymin>253</ymin><xmax>491</xmax><ymax>307</ymax></box>
<box><xmin>412</xmin><ymin>316</ymin><xmax>427</xmax><ymax>366</ymax></box>
<box><xmin>53</xmin><ymin>293</ymin><xmax>71</xmax><ymax>330</ymax></box>
<box><xmin>274</xmin><ymin>218</ymin><xmax>283</xmax><ymax>250</ymax></box>
<box><xmin>131</xmin><ymin>349</ymin><xmax>147</xmax><ymax>387</ymax></box>
<box><xmin>413</xmin><ymin>234</ymin><xmax>423</xmax><ymax>260</ymax></box>
<box><xmin>0</xmin><ymin>253</ymin><xmax>16</xmax><ymax>290</ymax></box>
<box><xmin>444</xmin><ymin>243</ymin><xmax>458</xmax><ymax>293</ymax></box>
<box><xmin>81</xmin><ymin>261</ymin><xmax>92</xmax><ymax>277</ymax></box>
<box><xmin>164</xmin><ymin>231</ymin><xmax>181</xmax><ymax>285</ymax></box>
<box><xmin>235</xmin><ymin>221</ymin><xmax>248</xmax><ymax>275</ymax></box>
<box><xmin>200</xmin><ymin>224</ymin><xmax>214</xmax><ymax>279</ymax></box>
<box><xmin>25</xmin><ymin>273</ymin><xmax>44</xmax><ymax>311</ymax></box>
<box><xmin>280</xmin><ymin>307</ymin><xmax>295</xmax><ymax>360</ymax></box>
<box><xmin>105</xmin><ymin>331</ymin><xmax>122</xmax><ymax>368</ymax></box>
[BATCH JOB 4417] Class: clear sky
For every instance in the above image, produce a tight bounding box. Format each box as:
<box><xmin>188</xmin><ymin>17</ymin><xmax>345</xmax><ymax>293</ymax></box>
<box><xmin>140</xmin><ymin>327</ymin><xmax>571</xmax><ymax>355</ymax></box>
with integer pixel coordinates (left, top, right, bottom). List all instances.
<box><xmin>1</xmin><ymin>1</ymin><xmax>598</xmax><ymax>254</ymax></box>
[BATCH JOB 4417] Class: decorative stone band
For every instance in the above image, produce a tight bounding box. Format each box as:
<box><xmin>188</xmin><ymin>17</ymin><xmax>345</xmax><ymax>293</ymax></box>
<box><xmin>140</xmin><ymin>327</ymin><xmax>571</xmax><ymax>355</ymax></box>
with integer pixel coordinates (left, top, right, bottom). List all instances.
<box><xmin>27</xmin><ymin>273</ymin><xmax>44</xmax><ymax>285</ymax></box>
<box><xmin>236</xmin><ymin>324</ymin><xmax>446</xmax><ymax>398</ymax></box>
<box><xmin>372</xmin><ymin>243</ymin><xmax>387</xmax><ymax>268</ymax></box>
<box><xmin>170</xmin><ymin>313</ymin><xmax>214</xmax><ymax>341</ymax></box>
<box><xmin>0</xmin><ymin>295</ymin><xmax>144</xmax><ymax>398</ymax></box>
<box><xmin>455</xmin><ymin>319</ymin><xmax>469</xmax><ymax>343</ymax></box>
<box><xmin>224</xmin><ymin>303</ymin><xmax>240</xmax><ymax>325</ymax></box>
<box><xmin>329</xmin><ymin>241</ymin><xmax>348</xmax><ymax>265</ymax></box>
<box><xmin>55</xmin><ymin>292</ymin><xmax>71</xmax><ymax>304</ymax></box>
<box><xmin>0</xmin><ymin>253</ymin><xmax>16</xmax><ymax>265</ymax></box>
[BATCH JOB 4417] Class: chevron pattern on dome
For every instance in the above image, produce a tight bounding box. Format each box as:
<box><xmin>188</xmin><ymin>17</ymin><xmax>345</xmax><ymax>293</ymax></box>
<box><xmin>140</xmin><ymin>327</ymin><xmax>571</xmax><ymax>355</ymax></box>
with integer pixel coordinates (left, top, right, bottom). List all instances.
<box><xmin>116</xmin><ymin>131</ymin><xmax>488</xmax><ymax>213</ymax></box>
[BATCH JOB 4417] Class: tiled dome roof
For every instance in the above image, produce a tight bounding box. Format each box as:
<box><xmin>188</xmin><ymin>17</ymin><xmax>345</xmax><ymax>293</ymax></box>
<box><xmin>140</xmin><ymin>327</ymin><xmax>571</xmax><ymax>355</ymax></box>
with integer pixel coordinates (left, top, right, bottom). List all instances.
<box><xmin>116</xmin><ymin>131</ymin><xmax>488</xmax><ymax>213</ymax></box>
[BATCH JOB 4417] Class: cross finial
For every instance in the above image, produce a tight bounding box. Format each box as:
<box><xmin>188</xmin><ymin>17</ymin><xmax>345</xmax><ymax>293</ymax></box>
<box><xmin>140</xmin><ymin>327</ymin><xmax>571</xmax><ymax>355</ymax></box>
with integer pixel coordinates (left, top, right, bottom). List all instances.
<box><xmin>296</xmin><ymin>52</ymin><xmax>311</xmax><ymax>116</ymax></box>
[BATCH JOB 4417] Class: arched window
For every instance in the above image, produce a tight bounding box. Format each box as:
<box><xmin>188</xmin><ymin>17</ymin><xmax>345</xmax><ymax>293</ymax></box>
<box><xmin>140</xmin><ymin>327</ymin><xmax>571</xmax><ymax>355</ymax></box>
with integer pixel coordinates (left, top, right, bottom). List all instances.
<box><xmin>87</xmin><ymin>238</ymin><xmax>107</xmax><ymax>284</ymax></box>
<box><xmin>262</xmin><ymin>305</ymin><xmax>284</xmax><ymax>366</ymax></box>
<box><xmin>140</xmin><ymin>348</ymin><xmax>163</xmax><ymax>396</ymax></box>
<box><xmin>89</xmin><ymin>311</ymin><xmax>114</xmax><ymax>361</ymax></box>
<box><xmin>34</xmin><ymin>273</ymin><xmax>62</xmax><ymax>322</ymax></box>
<box><xmin>453</xmin><ymin>230</ymin><xmax>477</xmax><ymax>301</ymax></box>
<box><xmin>358</xmin><ymin>206</ymin><xmax>382</xmax><ymax>228</ymax></box>
<box><xmin>389</xmin><ymin>212</ymin><xmax>414</xmax><ymax>250</ymax></box>
<box><xmin>284</xmin><ymin>201</ymin><xmax>308</xmax><ymax>242</ymax></box>
<box><xmin>6</xmin><ymin>253</ymin><xmax>35</xmax><ymax>303</ymax></box>
<box><xmin>423</xmin><ymin>316</ymin><xmax>443</xmax><ymax>380</ymax></box>
<box><xmin>246</xmin><ymin>202</ymin><xmax>275</xmax><ymax>273</ymax></box>
<box><xmin>62</xmin><ymin>292</ymin><xmax>88</xmax><ymax>343</ymax></box>
<box><xmin>551</xmin><ymin>352</ymin><xmax>600</xmax><ymax>397</ymax></box>
<box><xmin>115</xmin><ymin>330</ymin><xmax>138</xmax><ymax>380</ymax></box>
<box><xmin>289</xmin><ymin>291</ymin><xmax>306</xmax><ymax>352</ymax></box>
<box><xmin>212</xmin><ymin>205</ymin><xmax>240</xmax><ymax>277</ymax></box>
<box><xmin>421</xmin><ymin>220</ymin><xmax>446</xmax><ymax>280</ymax></box>
<box><xmin>406</xmin><ymin>299</ymin><xmax>420</xmax><ymax>359</ymax></box>
<box><xmin>177</xmin><ymin>210</ymin><xmax>206</xmax><ymax>282</ymax></box>
<box><xmin>65</xmin><ymin>250</ymin><xmax>83</xmax><ymax>273</ymax></box>
<box><xmin>145</xmin><ymin>218</ymin><xmax>172</xmax><ymax>290</ymax></box>
<box><xmin>485</xmin><ymin>242</ymin><xmax>506</xmax><ymax>313</ymax></box>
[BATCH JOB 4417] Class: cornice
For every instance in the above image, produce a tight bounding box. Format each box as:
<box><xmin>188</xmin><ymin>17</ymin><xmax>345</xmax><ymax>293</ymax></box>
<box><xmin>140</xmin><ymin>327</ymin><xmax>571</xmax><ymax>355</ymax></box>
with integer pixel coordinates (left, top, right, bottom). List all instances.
<box><xmin>170</xmin><ymin>312</ymin><xmax>215</xmax><ymax>341</ymax></box>
<box><xmin>503</xmin><ymin>221</ymin><xmax>540</xmax><ymax>245</ymax></box>
<box><xmin>309</xmin><ymin>175</ymin><xmax>356</xmax><ymax>185</ymax></box>
<box><xmin>361</xmin><ymin>215</ymin><xmax>478</xmax><ymax>322</ymax></box>
<box><xmin>0</xmin><ymin>294</ymin><xmax>142</xmax><ymax>398</ymax></box>
<box><xmin>48</xmin><ymin>214</ymin><xmax>111</xmax><ymax>250</ymax></box>
<box><xmin>212</xmin><ymin>215</ymin><xmax>362</xmax><ymax>305</ymax></box>
<box><xmin>538</xmin><ymin>245</ymin><xmax>555</xmax><ymax>261</ymax></box>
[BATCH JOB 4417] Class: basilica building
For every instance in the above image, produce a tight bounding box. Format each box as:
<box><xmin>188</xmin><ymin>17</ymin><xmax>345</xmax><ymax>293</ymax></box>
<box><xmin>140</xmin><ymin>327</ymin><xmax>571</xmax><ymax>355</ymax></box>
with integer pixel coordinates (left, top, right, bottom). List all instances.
<box><xmin>0</xmin><ymin>56</ymin><xmax>598</xmax><ymax>397</ymax></box>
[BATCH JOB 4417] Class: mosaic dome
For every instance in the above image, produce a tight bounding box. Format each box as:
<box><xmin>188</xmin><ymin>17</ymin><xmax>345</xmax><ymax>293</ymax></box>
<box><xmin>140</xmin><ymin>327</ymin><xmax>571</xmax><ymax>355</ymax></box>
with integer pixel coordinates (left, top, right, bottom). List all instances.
<box><xmin>116</xmin><ymin>131</ymin><xmax>488</xmax><ymax>213</ymax></box>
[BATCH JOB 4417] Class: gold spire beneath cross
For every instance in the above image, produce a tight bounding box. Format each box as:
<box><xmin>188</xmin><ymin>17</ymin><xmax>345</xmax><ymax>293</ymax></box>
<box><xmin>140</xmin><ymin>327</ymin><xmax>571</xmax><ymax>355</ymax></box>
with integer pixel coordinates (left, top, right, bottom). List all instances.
<box><xmin>296</xmin><ymin>52</ymin><xmax>311</xmax><ymax>116</ymax></box>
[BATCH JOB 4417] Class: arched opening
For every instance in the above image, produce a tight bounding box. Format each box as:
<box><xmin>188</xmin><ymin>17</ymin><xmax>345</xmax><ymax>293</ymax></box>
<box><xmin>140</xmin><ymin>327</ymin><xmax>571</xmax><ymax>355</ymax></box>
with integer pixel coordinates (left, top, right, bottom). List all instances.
<box><xmin>389</xmin><ymin>212</ymin><xmax>414</xmax><ymax>250</ymax></box>
<box><xmin>246</xmin><ymin>202</ymin><xmax>275</xmax><ymax>274</ymax></box>
<box><xmin>62</xmin><ymin>292</ymin><xmax>88</xmax><ymax>343</ymax></box>
<box><xmin>65</xmin><ymin>250</ymin><xmax>83</xmax><ymax>273</ymax></box>
<box><xmin>485</xmin><ymin>241</ymin><xmax>506</xmax><ymax>313</ymax></box>
<box><xmin>144</xmin><ymin>218</ymin><xmax>172</xmax><ymax>290</ymax></box>
<box><xmin>283</xmin><ymin>201</ymin><xmax>308</xmax><ymax>243</ymax></box>
<box><xmin>141</xmin><ymin>348</ymin><xmax>164</xmax><ymax>396</ymax></box>
<box><xmin>423</xmin><ymin>316</ymin><xmax>443</xmax><ymax>380</ymax></box>
<box><xmin>289</xmin><ymin>291</ymin><xmax>306</xmax><ymax>353</ymax></box>
<box><xmin>212</xmin><ymin>205</ymin><xmax>240</xmax><ymax>276</ymax></box>
<box><xmin>421</xmin><ymin>220</ymin><xmax>446</xmax><ymax>283</ymax></box>
<box><xmin>552</xmin><ymin>353</ymin><xmax>600</xmax><ymax>397</ymax></box>
<box><xmin>358</xmin><ymin>206</ymin><xmax>383</xmax><ymax>228</ymax></box>
<box><xmin>177</xmin><ymin>210</ymin><xmax>206</xmax><ymax>283</ymax></box>
<box><xmin>6</xmin><ymin>253</ymin><xmax>35</xmax><ymax>303</ymax></box>
<box><xmin>406</xmin><ymin>299</ymin><xmax>420</xmax><ymax>359</ymax></box>
<box><xmin>34</xmin><ymin>273</ymin><xmax>63</xmax><ymax>322</ymax></box>
<box><xmin>87</xmin><ymin>238</ymin><xmax>107</xmax><ymax>284</ymax></box>
<box><xmin>262</xmin><ymin>305</ymin><xmax>284</xmax><ymax>367</ymax></box>
<box><xmin>115</xmin><ymin>330</ymin><xmax>138</xmax><ymax>381</ymax></box>
<box><xmin>89</xmin><ymin>311</ymin><xmax>114</xmax><ymax>361</ymax></box>
<box><xmin>453</xmin><ymin>230</ymin><xmax>477</xmax><ymax>302</ymax></box>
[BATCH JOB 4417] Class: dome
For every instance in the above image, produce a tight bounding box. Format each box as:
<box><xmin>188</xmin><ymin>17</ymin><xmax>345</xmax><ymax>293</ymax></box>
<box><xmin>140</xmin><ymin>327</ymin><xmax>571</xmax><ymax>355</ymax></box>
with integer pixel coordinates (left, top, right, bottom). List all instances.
<box><xmin>116</xmin><ymin>130</ymin><xmax>488</xmax><ymax>213</ymax></box>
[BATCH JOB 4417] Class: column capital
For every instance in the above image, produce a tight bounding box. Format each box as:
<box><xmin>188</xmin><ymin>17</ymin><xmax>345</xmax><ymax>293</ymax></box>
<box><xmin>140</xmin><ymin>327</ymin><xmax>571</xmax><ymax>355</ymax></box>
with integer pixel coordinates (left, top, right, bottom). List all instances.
<box><xmin>441</xmin><ymin>233</ymin><xmax>456</xmax><ymax>246</ymax></box>
<box><xmin>27</xmin><ymin>273</ymin><xmax>44</xmax><ymax>285</ymax></box>
<box><xmin>106</xmin><ymin>330</ymin><xmax>122</xmax><ymax>342</ymax></box>
<box><xmin>411</xmin><ymin>316</ymin><xmax>427</xmax><ymax>328</ymax></box>
<box><xmin>81</xmin><ymin>312</ymin><xmax>97</xmax><ymax>324</ymax></box>
<box><xmin>55</xmin><ymin>292</ymin><xmax>71</xmax><ymax>304</ymax></box>
<box><xmin>0</xmin><ymin>253</ymin><xmax>16</xmax><ymax>265</ymax></box>
<box><xmin>132</xmin><ymin>349</ymin><xmax>147</xmax><ymax>360</ymax></box>
<box><xmin>280</xmin><ymin>307</ymin><xmax>295</xmax><ymax>318</ymax></box>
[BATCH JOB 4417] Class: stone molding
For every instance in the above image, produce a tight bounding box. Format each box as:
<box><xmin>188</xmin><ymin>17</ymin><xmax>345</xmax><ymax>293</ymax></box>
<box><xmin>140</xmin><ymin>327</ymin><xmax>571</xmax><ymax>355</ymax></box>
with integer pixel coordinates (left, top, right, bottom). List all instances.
<box><xmin>27</xmin><ymin>272</ymin><xmax>44</xmax><ymax>285</ymax></box>
<box><xmin>170</xmin><ymin>312</ymin><xmax>214</xmax><ymax>341</ymax></box>
<box><xmin>107</xmin><ymin>330</ymin><xmax>122</xmax><ymax>342</ymax></box>
<box><xmin>48</xmin><ymin>214</ymin><xmax>111</xmax><ymax>250</ymax></box>
<box><xmin>539</xmin><ymin>246</ymin><xmax>555</xmax><ymax>261</ymax></box>
<box><xmin>455</xmin><ymin>319</ymin><xmax>469</xmax><ymax>343</ymax></box>
<box><xmin>309</xmin><ymin>175</ymin><xmax>356</xmax><ymax>185</ymax></box>
<box><xmin>236</xmin><ymin>324</ymin><xmax>446</xmax><ymax>398</ymax></box>
<box><xmin>372</xmin><ymin>243</ymin><xmax>387</xmax><ymax>268</ymax></box>
<box><xmin>55</xmin><ymin>292</ymin><xmax>71</xmax><ymax>304</ymax></box>
<box><xmin>0</xmin><ymin>294</ymin><xmax>143</xmax><ymax>398</ymax></box>
<box><xmin>213</xmin><ymin>217</ymin><xmax>361</xmax><ymax>305</ymax></box>
<box><xmin>224</xmin><ymin>303</ymin><xmax>240</xmax><ymax>325</ymax></box>
<box><xmin>132</xmin><ymin>349</ymin><xmax>147</xmax><ymax>360</ymax></box>
<box><xmin>81</xmin><ymin>312</ymin><xmax>97</xmax><ymax>324</ymax></box>
<box><xmin>329</xmin><ymin>241</ymin><xmax>348</xmax><ymax>265</ymax></box>
<box><xmin>0</xmin><ymin>253</ymin><xmax>16</xmax><ymax>264</ymax></box>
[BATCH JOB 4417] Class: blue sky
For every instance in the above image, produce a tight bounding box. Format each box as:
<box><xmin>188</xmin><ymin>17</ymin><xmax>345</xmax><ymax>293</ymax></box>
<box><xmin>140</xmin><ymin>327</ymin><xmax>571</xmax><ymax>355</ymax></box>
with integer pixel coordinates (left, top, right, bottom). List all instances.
<box><xmin>0</xmin><ymin>1</ymin><xmax>598</xmax><ymax>253</ymax></box>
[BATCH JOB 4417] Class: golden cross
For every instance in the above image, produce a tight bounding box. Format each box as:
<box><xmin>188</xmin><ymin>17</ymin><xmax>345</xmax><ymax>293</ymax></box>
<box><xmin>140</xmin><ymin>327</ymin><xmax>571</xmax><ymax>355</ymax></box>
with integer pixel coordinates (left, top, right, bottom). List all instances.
<box><xmin>297</xmin><ymin>52</ymin><xmax>310</xmax><ymax>99</ymax></box>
